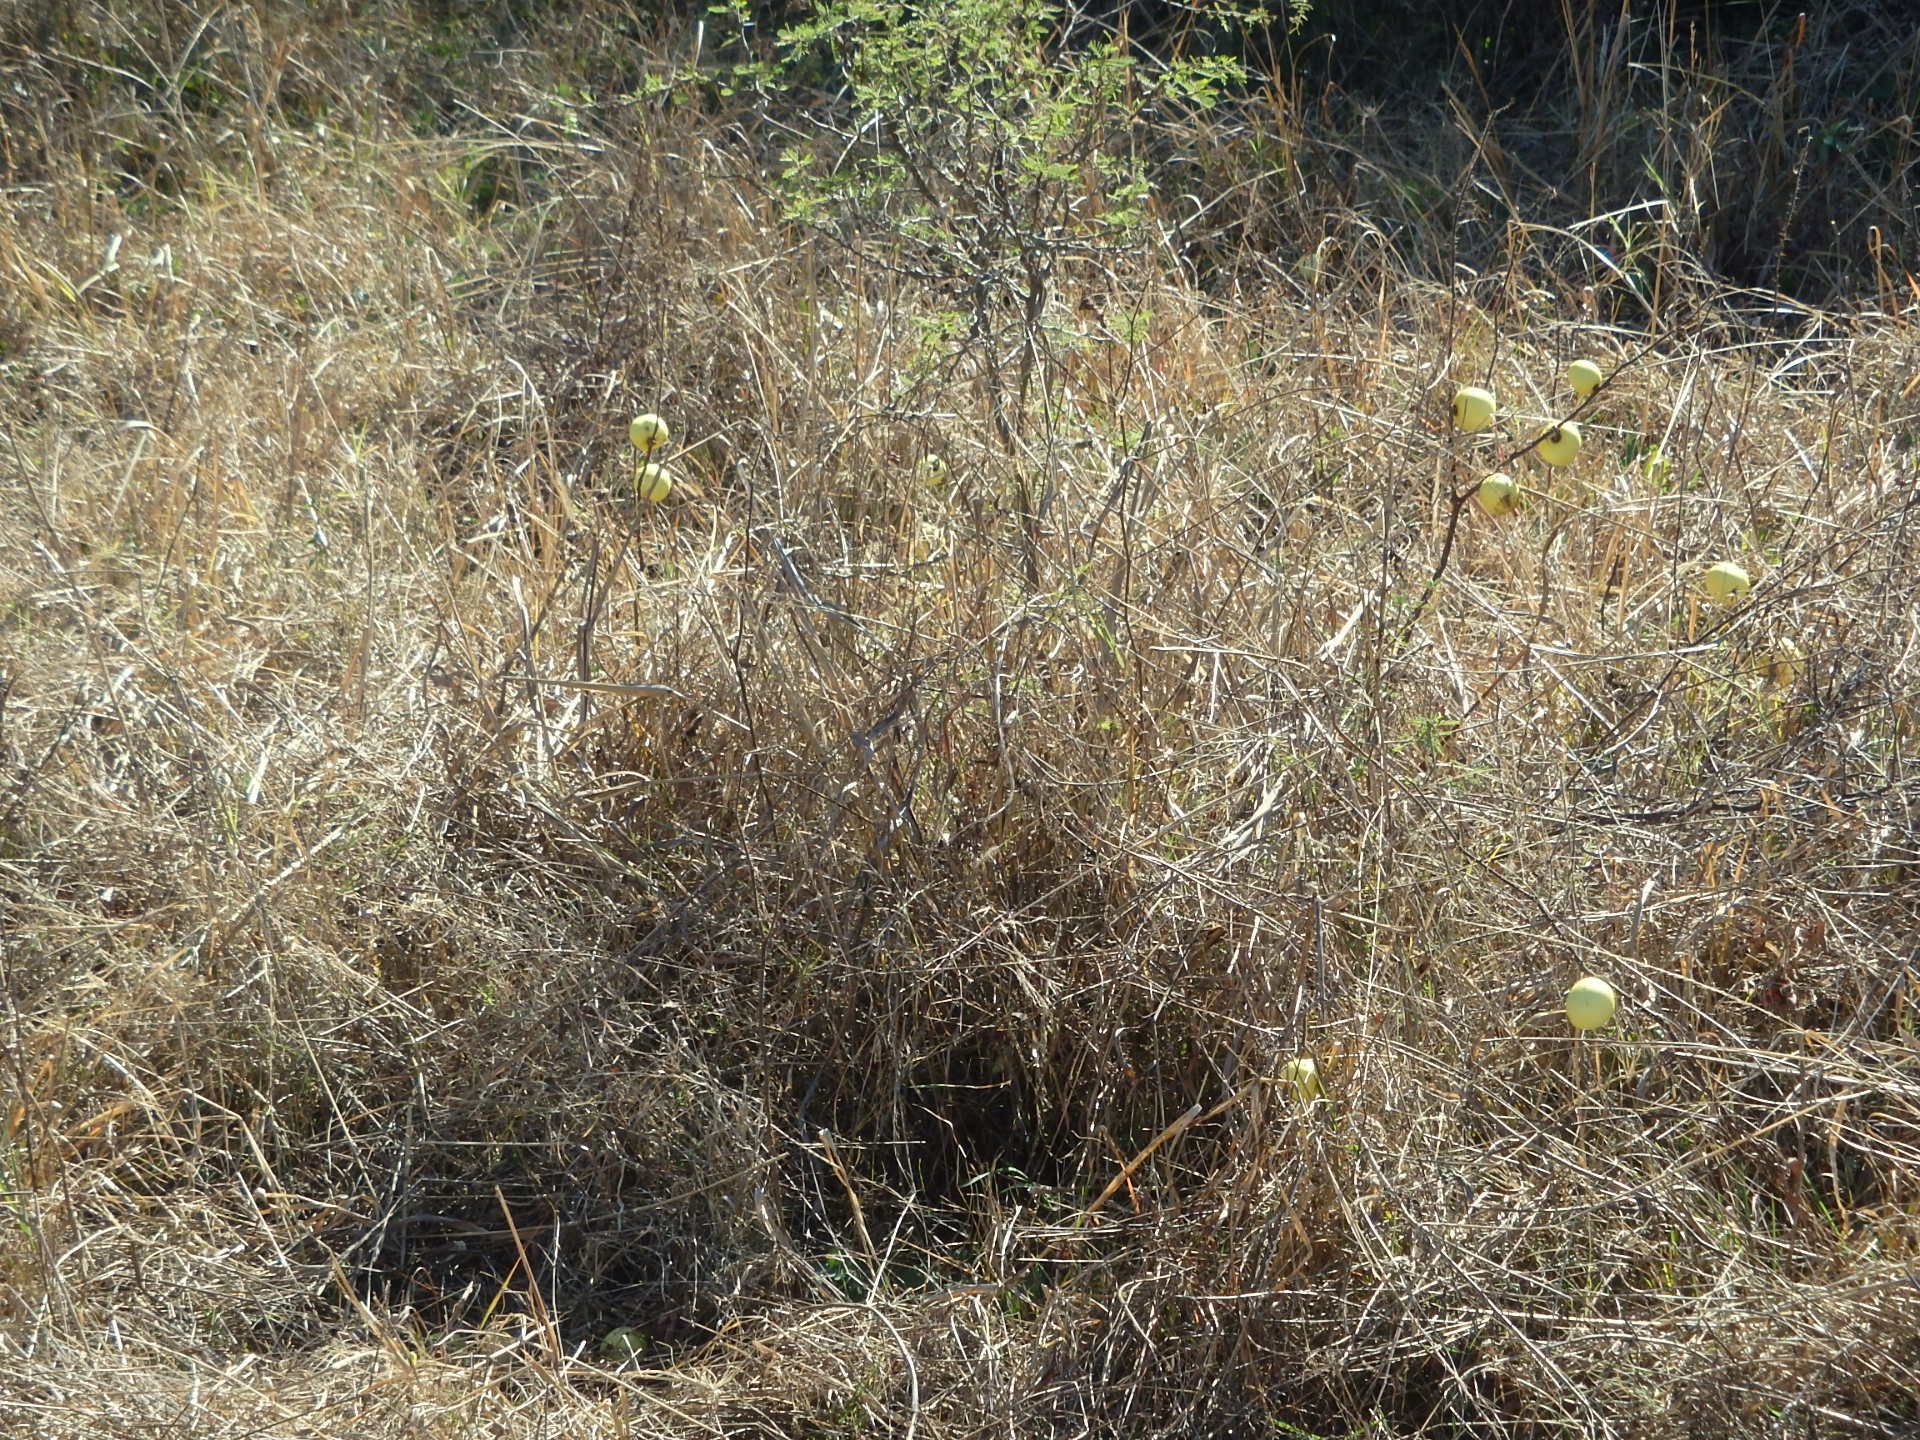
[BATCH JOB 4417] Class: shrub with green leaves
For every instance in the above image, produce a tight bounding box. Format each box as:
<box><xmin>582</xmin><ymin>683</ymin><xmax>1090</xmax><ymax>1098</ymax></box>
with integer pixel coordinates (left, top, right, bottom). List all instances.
<box><xmin>728</xmin><ymin>0</ymin><xmax>1276</xmax><ymax>330</ymax></box>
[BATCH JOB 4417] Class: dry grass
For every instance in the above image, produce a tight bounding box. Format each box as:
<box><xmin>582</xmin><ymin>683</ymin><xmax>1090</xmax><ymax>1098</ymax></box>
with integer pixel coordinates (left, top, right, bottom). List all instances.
<box><xmin>4</xmin><ymin>3</ymin><xmax>1920</xmax><ymax>1436</ymax></box>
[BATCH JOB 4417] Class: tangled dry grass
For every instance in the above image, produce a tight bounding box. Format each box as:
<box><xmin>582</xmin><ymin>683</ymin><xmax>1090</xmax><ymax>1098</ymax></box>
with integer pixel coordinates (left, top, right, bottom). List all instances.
<box><xmin>3</xmin><ymin>3</ymin><xmax>1919</xmax><ymax>1436</ymax></box>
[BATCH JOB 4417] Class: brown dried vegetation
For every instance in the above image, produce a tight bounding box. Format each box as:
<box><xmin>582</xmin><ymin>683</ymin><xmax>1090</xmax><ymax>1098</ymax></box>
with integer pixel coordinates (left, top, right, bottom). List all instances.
<box><xmin>3</xmin><ymin>3</ymin><xmax>1919</xmax><ymax>1436</ymax></box>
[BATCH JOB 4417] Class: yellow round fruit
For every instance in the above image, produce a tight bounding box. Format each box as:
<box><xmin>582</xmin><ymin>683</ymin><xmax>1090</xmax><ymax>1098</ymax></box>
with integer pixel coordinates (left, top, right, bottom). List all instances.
<box><xmin>1476</xmin><ymin>473</ymin><xmax>1522</xmax><ymax>517</ymax></box>
<box><xmin>1756</xmin><ymin>647</ymin><xmax>1799</xmax><ymax>688</ymax></box>
<box><xmin>629</xmin><ymin>413</ymin><xmax>670</xmax><ymax>453</ymax></box>
<box><xmin>1565</xmin><ymin>976</ymin><xmax>1618</xmax><ymax>1032</ymax></box>
<box><xmin>1568</xmin><ymin>359</ymin><xmax>1604</xmax><ymax>399</ymax></box>
<box><xmin>1452</xmin><ymin>386</ymin><xmax>1497</xmax><ymax>433</ymax></box>
<box><xmin>1701</xmin><ymin>561</ymin><xmax>1751</xmax><ymax>602</ymax></box>
<box><xmin>1277</xmin><ymin>1057</ymin><xmax>1323</xmax><ymax>1104</ymax></box>
<box><xmin>1538</xmin><ymin>421</ymin><xmax>1582</xmax><ymax>467</ymax></box>
<box><xmin>636</xmin><ymin>463</ymin><xmax>674</xmax><ymax>503</ymax></box>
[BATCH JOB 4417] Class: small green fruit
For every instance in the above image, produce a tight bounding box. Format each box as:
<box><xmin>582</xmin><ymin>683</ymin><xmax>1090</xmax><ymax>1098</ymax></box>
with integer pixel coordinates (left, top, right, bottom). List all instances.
<box><xmin>1565</xmin><ymin>976</ymin><xmax>1618</xmax><ymax>1032</ymax></box>
<box><xmin>1452</xmin><ymin>386</ymin><xmax>1497</xmax><ymax>433</ymax></box>
<box><xmin>1538</xmin><ymin>421</ymin><xmax>1582</xmax><ymax>467</ymax></box>
<box><xmin>1476</xmin><ymin>473</ymin><xmax>1522</xmax><ymax>517</ymax></box>
<box><xmin>1277</xmin><ymin>1057</ymin><xmax>1323</xmax><ymax>1104</ymax></box>
<box><xmin>1568</xmin><ymin>359</ymin><xmax>1604</xmax><ymax>399</ymax></box>
<box><xmin>600</xmin><ymin>1327</ymin><xmax>648</xmax><ymax>1363</ymax></box>
<box><xmin>637</xmin><ymin>463</ymin><xmax>674</xmax><ymax>503</ymax></box>
<box><xmin>1701</xmin><ymin>561</ymin><xmax>1751</xmax><ymax>602</ymax></box>
<box><xmin>629</xmin><ymin>413</ymin><xmax>670</xmax><ymax>453</ymax></box>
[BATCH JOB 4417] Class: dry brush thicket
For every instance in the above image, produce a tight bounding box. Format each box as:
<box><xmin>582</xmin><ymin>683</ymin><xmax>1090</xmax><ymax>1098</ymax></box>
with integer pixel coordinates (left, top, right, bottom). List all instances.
<box><xmin>3</xmin><ymin>5</ymin><xmax>1919</xmax><ymax>1437</ymax></box>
